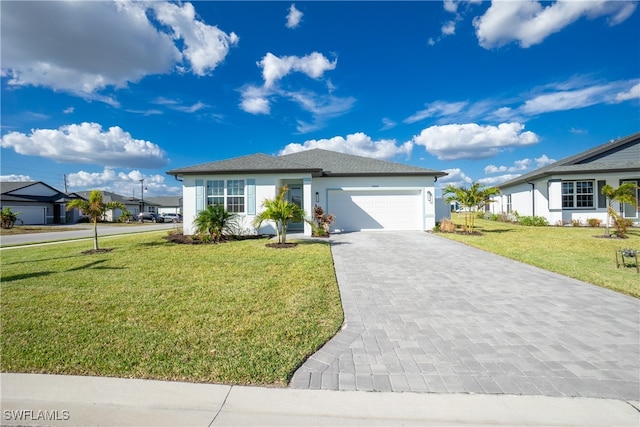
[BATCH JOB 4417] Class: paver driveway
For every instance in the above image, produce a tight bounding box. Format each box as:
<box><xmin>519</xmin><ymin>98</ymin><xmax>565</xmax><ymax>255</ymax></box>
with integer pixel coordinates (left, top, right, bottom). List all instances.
<box><xmin>290</xmin><ymin>232</ymin><xmax>640</xmax><ymax>400</ymax></box>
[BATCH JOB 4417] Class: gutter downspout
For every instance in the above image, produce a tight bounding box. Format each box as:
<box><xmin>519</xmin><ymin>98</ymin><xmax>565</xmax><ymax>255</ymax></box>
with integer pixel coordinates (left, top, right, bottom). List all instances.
<box><xmin>526</xmin><ymin>181</ymin><xmax>535</xmax><ymax>216</ymax></box>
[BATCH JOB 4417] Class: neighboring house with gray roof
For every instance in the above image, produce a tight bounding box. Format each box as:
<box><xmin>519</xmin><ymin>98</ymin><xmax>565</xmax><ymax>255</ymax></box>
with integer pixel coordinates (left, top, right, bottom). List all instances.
<box><xmin>73</xmin><ymin>190</ymin><xmax>160</xmax><ymax>222</ymax></box>
<box><xmin>167</xmin><ymin>148</ymin><xmax>447</xmax><ymax>236</ymax></box>
<box><xmin>490</xmin><ymin>131</ymin><xmax>640</xmax><ymax>226</ymax></box>
<box><xmin>0</xmin><ymin>181</ymin><xmax>82</xmax><ymax>224</ymax></box>
<box><xmin>144</xmin><ymin>196</ymin><xmax>183</xmax><ymax>215</ymax></box>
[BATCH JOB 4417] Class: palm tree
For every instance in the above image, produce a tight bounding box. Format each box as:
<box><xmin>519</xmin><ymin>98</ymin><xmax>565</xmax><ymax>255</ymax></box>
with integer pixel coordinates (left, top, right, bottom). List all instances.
<box><xmin>193</xmin><ymin>204</ymin><xmax>237</xmax><ymax>242</ymax></box>
<box><xmin>253</xmin><ymin>185</ymin><xmax>305</xmax><ymax>244</ymax></box>
<box><xmin>601</xmin><ymin>182</ymin><xmax>639</xmax><ymax>237</ymax></box>
<box><xmin>442</xmin><ymin>182</ymin><xmax>500</xmax><ymax>233</ymax></box>
<box><xmin>66</xmin><ymin>190</ymin><xmax>125</xmax><ymax>251</ymax></box>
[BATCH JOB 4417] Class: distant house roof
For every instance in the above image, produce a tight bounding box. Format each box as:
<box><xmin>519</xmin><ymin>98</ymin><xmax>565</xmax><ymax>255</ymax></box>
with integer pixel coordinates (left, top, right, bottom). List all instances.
<box><xmin>73</xmin><ymin>190</ymin><xmax>161</xmax><ymax>207</ymax></box>
<box><xmin>145</xmin><ymin>196</ymin><xmax>182</xmax><ymax>207</ymax></box>
<box><xmin>498</xmin><ymin>131</ymin><xmax>640</xmax><ymax>188</ymax></box>
<box><xmin>167</xmin><ymin>149</ymin><xmax>446</xmax><ymax>178</ymax></box>
<box><xmin>1</xmin><ymin>180</ymin><xmax>75</xmax><ymax>203</ymax></box>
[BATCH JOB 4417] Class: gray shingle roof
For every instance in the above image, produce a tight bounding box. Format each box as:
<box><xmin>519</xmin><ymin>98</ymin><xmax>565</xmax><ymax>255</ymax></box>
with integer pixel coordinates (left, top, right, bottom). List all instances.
<box><xmin>499</xmin><ymin>131</ymin><xmax>640</xmax><ymax>188</ymax></box>
<box><xmin>167</xmin><ymin>149</ymin><xmax>446</xmax><ymax>177</ymax></box>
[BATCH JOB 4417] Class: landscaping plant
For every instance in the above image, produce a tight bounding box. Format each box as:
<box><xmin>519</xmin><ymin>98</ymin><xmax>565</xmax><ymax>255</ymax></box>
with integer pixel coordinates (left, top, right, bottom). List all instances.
<box><xmin>253</xmin><ymin>185</ymin><xmax>305</xmax><ymax>244</ymax></box>
<box><xmin>193</xmin><ymin>204</ymin><xmax>237</xmax><ymax>242</ymax></box>
<box><xmin>0</xmin><ymin>207</ymin><xmax>21</xmax><ymax>229</ymax></box>
<box><xmin>308</xmin><ymin>205</ymin><xmax>335</xmax><ymax>237</ymax></box>
<box><xmin>601</xmin><ymin>182</ymin><xmax>639</xmax><ymax>238</ymax></box>
<box><xmin>442</xmin><ymin>182</ymin><xmax>500</xmax><ymax>234</ymax></box>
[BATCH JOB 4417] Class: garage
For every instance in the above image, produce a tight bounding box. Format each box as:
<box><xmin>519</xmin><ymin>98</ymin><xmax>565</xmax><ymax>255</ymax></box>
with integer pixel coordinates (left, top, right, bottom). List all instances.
<box><xmin>7</xmin><ymin>206</ymin><xmax>47</xmax><ymax>225</ymax></box>
<box><xmin>328</xmin><ymin>189</ymin><xmax>423</xmax><ymax>232</ymax></box>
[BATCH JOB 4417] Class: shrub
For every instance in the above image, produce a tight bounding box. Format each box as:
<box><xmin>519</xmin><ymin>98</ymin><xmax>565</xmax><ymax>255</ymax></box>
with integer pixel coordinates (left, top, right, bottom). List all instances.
<box><xmin>571</xmin><ymin>219</ymin><xmax>583</xmax><ymax>227</ymax></box>
<box><xmin>0</xmin><ymin>207</ymin><xmax>21</xmax><ymax>229</ymax></box>
<box><xmin>587</xmin><ymin>218</ymin><xmax>601</xmax><ymax>227</ymax></box>
<box><xmin>438</xmin><ymin>218</ymin><xmax>456</xmax><ymax>233</ymax></box>
<box><xmin>612</xmin><ymin>214</ymin><xmax>633</xmax><ymax>239</ymax></box>
<box><xmin>308</xmin><ymin>205</ymin><xmax>335</xmax><ymax>237</ymax></box>
<box><xmin>518</xmin><ymin>215</ymin><xmax>549</xmax><ymax>226</ymax></box>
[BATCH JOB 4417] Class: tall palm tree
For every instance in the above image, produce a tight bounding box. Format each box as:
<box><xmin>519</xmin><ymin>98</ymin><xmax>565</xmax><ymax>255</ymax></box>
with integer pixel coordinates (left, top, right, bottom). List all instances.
<box><xmin>601</xmin><ymin>182</ymin><xmax>639</xmax><ymax>237</ymax></box>
<box><xmin>443</xmin><ymin>182</ymin><xmax>500</xmax><ymax>233</ymax></box>
<box><xmin>253</xmin><ymin>185</ymin><xmax>304</xmax><ymax>244</ymax></box>
<box><xmin>66</xmin><ymin>190</ymin><xmax>125</xmax><ymax>251</ymax></box>
<box><xmin>193</xmin><ymin>204</ymin><xmax>237</xmax><ymax>242</ymax></box>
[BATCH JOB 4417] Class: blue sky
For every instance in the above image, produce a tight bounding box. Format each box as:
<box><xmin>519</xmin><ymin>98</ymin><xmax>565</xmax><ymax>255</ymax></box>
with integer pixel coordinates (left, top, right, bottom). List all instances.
<box><xmin>2</xmin><ymin>1</ymin><xmax>639</xmax><ymax>198</ymax></box>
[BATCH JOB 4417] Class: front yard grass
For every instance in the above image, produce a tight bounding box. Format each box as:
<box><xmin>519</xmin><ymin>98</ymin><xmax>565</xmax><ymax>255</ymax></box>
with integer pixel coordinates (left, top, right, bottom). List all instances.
<box><xmin>439</xmin><ymin>215</ymin><xmax>640</xmax><ymax>298</ymax></box>
<box><xmin>0</xmin><ymin>232</ymin><xmax>343</xmax><ymax>385</ymax></box>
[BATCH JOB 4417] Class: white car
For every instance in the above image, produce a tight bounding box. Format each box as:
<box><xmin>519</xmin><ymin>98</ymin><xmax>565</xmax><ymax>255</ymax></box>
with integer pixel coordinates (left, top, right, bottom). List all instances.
<box><xmin>161</xmin><ymin>213</ymin><xmax>183</xmax><ymax>223</ymax></box>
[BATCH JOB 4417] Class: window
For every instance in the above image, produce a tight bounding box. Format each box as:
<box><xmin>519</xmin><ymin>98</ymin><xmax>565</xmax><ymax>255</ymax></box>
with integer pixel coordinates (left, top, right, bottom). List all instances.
<box><xmin>562</xmin><ymin>181</ymin><xmax>594</xmax><ymax>209</ymax></box>
<box><xmin>206</xmin><ymin>180</ymin><xmax>224</xmax><ymax>206</ymax></box>
<box><xmin>505</xmin><ymin>194</ymin><xmax>512</xmax><ymax>213</ymax></box>
<box><xmin>226</xmin><ymin>179</ymin><xmax>245</xmax><ymax>213</ymax></box>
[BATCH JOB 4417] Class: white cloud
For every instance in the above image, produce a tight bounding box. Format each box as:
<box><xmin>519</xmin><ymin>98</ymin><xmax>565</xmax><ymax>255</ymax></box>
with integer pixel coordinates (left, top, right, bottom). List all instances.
<box><xmin>616</xmin><ymin>83</ymin><xmax>640</xmax><ymax>102</ymax></box>
<box><xmin>478</xmin><ymin>174</ymin><xmax>522</xmax><ymax>186</ymax></box>
<box><xmin>437</xmin><ymin>168</ymin><xmax>473</xmax><ymax>188</ymax></box>
<box><xmin>240</xmin><ymin>53</ymin><xmax>352</xmax><ymax>130</ymax></box>
<box><xmin>63</xmin><ymin>107</ymin><xmax>74</xmax><ymax>114</ymax></box>
<box><xmin>484</xmin><ymin>158</ymin><xmax>530</xmax><ymax>174</ymax></box>
<box><xmin>535</xmin><ymin>154</ymin><xmax>555</xmax><ymax>167</ymax></box>
<box><xmin>381</xmin><ymin>118</ymin><xmax>397</xmax><ymax>131</ymax></box>
<box><xmin>0</xmin><ymin>122</ymin><xmax>167</xmax><ymax>169</ymax></box>
<box><xmin>259</xmin><ymin>52</ymin><xmax>337</xmax><ymax>88</ymax></box>
<box><xmin>441</xmin><ymin>21</ymin><xmax>457</xmax><ymax>36</ymax></box>
<box><xmin>150</xmin><ymin>1</ymin><xmax>239</xmax><ymax>76</ymax></box>
<box><xmin>279</xmin><ymin>132</ymin><xmax>413</xmax><ymax>160</ymax></box>
<box><xmin>474</xmin><ymin>0</ymin><xmax>637</xmax><ymax>49</ymax></box>
<box><xmin>0</xmin><ymin>174</ymin><xmax>32</xmax><ymax>182</ymax></box>
<box><xmin>240</xmin><ymin>93</ymin><xmax>271</xmax><ymax>115</ymax></box>
<box><xmin>411</xmin><ymin>122</ymin><xmax>539</xmax><ymax>161</ymax></box>
<box><xmin>404</xmin><ymin>101</ymin><xmax>468</xmax><ymax>124</ymax></box>
<box><xmin>67</xmin><ymin>168</ymin><xmax>180</xmax><ymax>197</ymax></box>
<box><xmin>0</xmin><ymin>1</ymin><xmax>237</xmax><ymax>98</ymax></box>
<box><xmin>286</xmin><ymin>4</ymin><xmax>303</xmax><ymax>29</ymax></box>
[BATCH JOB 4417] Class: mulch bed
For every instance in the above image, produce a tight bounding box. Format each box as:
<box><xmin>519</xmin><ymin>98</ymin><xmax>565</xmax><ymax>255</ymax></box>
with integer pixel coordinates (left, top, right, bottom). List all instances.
<box><xmin>163</xmin><ymin>234</ymin><xmax>274</xmax><ymax>245</ymax></box>
<box><xmin>265</xmin><ymin>242</ymin><xmax>298</xmax><ymax>249</ymax></box>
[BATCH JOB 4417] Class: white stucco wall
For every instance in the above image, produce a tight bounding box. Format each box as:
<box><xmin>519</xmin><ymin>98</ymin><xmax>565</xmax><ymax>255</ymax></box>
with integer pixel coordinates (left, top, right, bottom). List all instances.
<box><xmin>181</xmin><ymin>174</ymin><xmax>438</xmax><ymax>235</ymax></box>
<box><xmin>497</xmin><ymin>173</ymin><xmax>640</xmax><ymax>226</ymax></box>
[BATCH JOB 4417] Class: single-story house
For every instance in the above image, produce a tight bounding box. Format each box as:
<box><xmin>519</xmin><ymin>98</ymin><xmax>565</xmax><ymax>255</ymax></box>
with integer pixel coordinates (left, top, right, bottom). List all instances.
<box><xmin>167</xmin><ymin>148</ymin><xmax>447</xmax><ymax>236</ymax></box>
<box><xmin>0</xmin><ymin>181</ymin><xmax>83</xmax><ymax>225</ymax></box>
<box><xmin>490</xmin><ymin>131</ymin><xmax>640</xmax><ymax>226</ymax></box>
<box><xmin>144</xmin><ymin>196</ymin><xmax>183</xmax><ymax>215</ymax></box>
<box><xmin>73</xmin><ymin>190</ymin><xmax>161</xmax><ymax>222</ymax></box>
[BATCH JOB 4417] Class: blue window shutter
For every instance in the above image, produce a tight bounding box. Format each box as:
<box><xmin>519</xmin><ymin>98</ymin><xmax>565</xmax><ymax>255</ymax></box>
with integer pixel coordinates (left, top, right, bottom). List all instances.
<box><xmin>195</xmin><ymin>179</ymin><xmax>204</xmax><ymax>213</ymax></box>
<box><xmin>247</xmin><ymin>179</ymin><xmax>256</xmax><ymax>215</ymax></box>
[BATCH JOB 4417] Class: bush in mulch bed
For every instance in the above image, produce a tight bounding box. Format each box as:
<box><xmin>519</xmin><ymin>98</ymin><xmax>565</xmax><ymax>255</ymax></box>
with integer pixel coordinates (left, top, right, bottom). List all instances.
<box><xmin>163</xmin><ymin>233</ymin><xmax>274</xmax><ymax>245</ymax></box>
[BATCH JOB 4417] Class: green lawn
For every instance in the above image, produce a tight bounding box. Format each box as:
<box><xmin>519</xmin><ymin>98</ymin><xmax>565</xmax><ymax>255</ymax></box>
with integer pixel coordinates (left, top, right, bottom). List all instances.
<box><xmin>439</xmin><ymin>215</ymin><xmax>640</xmax><ymax>298</ymax></box>
<box><xmin>0</xmin><ymin>232</ymin><xmax>343</xmax><ymax>385</ymax></box>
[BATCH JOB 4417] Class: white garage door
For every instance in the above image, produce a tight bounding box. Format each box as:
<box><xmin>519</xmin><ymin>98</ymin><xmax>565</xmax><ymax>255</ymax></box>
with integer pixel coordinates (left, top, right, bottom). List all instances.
<box><xmin>328</xmin><ymin>190</ymin><xmax>422</xmax><ymax>231</ymax></box>
<box><xmin>7</xmin><ymin>206</ymin><xmax>46</xmax><ymax>225</ymax></box>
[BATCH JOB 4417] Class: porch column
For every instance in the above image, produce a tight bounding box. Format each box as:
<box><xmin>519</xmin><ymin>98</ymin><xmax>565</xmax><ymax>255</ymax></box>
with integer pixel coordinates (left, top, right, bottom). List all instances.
<box><xmin>303</xmin><ymin>177</ymin><xmax>312</xmax><ymax>236</ymax></box>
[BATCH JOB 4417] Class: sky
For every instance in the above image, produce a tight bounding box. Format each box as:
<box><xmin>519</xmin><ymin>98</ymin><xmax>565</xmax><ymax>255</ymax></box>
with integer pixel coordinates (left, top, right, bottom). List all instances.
<box><xmin>1</xmin><ymin>0</ymin><xmax>639</xmax><ymax>198</ymax></box>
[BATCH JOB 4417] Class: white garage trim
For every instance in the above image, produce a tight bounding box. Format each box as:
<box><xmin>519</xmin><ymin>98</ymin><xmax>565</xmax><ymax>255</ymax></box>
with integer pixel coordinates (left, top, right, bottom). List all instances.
<box><xmin>327</xmin><ymin>187</ymin><xmax>424</xmax><ymax>232</ymax></box>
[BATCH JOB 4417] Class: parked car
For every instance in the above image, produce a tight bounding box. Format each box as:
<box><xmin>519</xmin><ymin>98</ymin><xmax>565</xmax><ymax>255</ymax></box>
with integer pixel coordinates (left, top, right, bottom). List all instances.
<box><xmin>136</xmin><ymin>212</ymin><xmax>165</xmax><ymax>223</ymax></box>
<box><xmin>161</xmin><ymin>213</ymin><xmax>183</xmax><ymax>223</ymax></box>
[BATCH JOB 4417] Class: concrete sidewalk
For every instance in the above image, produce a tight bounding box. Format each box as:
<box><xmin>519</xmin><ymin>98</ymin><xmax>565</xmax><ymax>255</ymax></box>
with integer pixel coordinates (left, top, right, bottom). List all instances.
<box><xmin>1</xmin><ymin>373</ymin><xmax>639</xmax><ymax>426</ymax></box>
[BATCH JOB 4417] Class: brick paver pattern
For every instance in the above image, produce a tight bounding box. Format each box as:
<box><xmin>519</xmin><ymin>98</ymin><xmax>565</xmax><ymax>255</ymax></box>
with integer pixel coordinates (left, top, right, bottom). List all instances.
<box><xmin>290</xmin><ymin>232</ymin><xmax>640</xmax><ymax>400</ymax></box>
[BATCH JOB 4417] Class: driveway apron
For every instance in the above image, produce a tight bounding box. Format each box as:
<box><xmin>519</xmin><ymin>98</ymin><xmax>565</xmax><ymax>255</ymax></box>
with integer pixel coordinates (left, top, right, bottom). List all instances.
<box><xmin>290</xmin><ymin>232</ymin><xmax>640</xmax><ymax>400</ymax></box>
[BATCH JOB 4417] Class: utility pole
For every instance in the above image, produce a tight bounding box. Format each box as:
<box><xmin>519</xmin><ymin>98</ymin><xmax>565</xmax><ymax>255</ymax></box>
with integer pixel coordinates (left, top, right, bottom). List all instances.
<box><xmin>140</xmin><ymin>178</ymin><xmax>145</xmax><ymax>213</ymax></box>
<box><xmin>63</xmin><ymin>174</ymin><xmax>68</xmax><ymax>193</ymax></box>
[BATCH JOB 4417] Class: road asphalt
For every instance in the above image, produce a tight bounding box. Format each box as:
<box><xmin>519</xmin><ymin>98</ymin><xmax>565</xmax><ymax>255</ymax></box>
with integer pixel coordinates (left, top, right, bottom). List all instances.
<box><xmin>1</xmin><ymin>229</ymin><xmax>638</xmax><ymax>426</ymax></box>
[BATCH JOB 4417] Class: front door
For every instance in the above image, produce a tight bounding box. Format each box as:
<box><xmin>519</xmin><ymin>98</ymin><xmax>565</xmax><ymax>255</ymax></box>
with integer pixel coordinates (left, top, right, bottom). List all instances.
<box><xmin>287</xmin><ymin>185</ymin><xmax>304</xmax><ymax>231</ymax></box>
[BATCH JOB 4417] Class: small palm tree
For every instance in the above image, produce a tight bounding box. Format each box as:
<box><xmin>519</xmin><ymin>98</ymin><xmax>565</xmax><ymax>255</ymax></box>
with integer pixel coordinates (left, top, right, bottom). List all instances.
<box><xmin>66</xmin><ymin>190</ymin><xmax>125</xmax><ymax>251</ymax></box>
<box><xmin>601</xmin><ymin>183</ymin><xmax>639</xmax><ymax>237</ymax></box>
<box><xmin>253</xmin><ymin>185</ymin><xmax>305</xmax><ymax>244</ymax></box>
<box><xmin>0</xmin><ymin>207</ymin><xmax>21</xmax><ymax>229</ymax></box>
<box><xmin>193</xmin><ymin>204</ymin><xmax>237</xmax><ymax>242</ymax></box>
<box><xmin>443</xmin><ymin>182</ymin><xmax>500</xmax><ymax>233</ymax></box>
